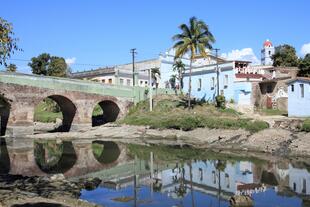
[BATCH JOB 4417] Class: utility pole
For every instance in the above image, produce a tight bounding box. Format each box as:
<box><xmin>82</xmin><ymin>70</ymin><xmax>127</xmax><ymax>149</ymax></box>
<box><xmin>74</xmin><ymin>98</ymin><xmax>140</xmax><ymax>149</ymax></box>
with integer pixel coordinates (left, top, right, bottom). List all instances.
<box><xmin>213</xmin><ymin>48</ymin><xmax>220</xmax><ymax>97</ymax></box>
<box><xmin>130</xmin><ymin>48</ymin><xmax>137</xmax><ymax>86</ymax></box>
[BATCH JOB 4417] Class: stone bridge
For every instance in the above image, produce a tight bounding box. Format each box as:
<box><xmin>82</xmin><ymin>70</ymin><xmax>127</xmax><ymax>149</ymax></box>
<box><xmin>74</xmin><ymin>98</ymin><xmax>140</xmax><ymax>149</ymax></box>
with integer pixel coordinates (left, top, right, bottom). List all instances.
<box><xmin>0</xmin><ymin>72</ymin><xmax>172</xmax><ymax>137</ymax></box>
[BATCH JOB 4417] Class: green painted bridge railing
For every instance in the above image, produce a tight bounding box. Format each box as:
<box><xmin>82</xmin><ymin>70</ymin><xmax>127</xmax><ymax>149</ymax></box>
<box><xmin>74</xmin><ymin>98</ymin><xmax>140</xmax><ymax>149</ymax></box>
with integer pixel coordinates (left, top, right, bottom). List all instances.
<box><xmin>0</xmin><ymin>72</ymin><xmax>174</xmax><ymax>103</ymax></box>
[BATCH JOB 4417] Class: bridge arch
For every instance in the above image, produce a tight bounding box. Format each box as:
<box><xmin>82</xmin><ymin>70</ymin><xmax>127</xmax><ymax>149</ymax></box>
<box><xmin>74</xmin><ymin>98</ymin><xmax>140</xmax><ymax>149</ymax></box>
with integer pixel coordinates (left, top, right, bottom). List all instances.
<box><xmin>0</xmin><ymin>95</ymin><xmax>11</xmax><ymax>136</ymax></box>
<box><xmin>92</xmin><ymin>99</ymin><xmax>121</xmax><ymax>127</ymax></box>
<box><xmin>35</xmin><ymin>95</ymin><xmax>77</xmax><ymax>132</ymax></box>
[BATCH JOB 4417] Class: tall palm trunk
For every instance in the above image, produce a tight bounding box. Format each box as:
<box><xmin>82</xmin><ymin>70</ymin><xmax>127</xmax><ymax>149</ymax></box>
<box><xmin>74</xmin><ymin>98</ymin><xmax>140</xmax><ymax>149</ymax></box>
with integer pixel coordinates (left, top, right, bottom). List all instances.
<box><xmin>188</xmin><ymin>59</ymin><xmax>192</xmax><ymax>109</ymax></box>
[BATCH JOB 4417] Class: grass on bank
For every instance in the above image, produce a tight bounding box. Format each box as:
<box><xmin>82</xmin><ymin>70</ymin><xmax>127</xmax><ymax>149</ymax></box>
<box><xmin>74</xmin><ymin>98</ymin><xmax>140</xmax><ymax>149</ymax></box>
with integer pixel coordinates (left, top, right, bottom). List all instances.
<box><xmin>259</xmin><ymin>108</ymin><xmax>287</xmax><ymax>116</ymax></box>
<box><xmin>119</xmin><ymin>96</ymin><xmax>269</xmax><ymax>133</ymax></box>
<box><xmin>301</xmin><ymin>119</ymin><xmax>310</xmax><ymax>132</ymax></box>
<box><xmin>34</xmin><ymin>101</ymin><xmax>63</xmax><ymax>123</ymax></box>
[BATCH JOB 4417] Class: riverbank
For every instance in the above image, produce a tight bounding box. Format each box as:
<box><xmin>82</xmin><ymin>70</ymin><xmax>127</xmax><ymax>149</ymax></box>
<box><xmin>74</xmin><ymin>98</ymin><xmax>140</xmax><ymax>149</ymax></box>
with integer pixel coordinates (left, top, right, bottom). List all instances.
<box><xmin>28</xmin><ymin>123</ymin><xmax>310</xmax><ymax>158</ymax></box>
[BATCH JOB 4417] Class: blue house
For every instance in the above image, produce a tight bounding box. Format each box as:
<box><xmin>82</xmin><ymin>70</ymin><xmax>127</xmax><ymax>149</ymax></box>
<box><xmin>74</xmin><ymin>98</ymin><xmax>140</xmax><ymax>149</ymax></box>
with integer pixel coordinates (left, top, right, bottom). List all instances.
<box><xmin>182</xmin><ymin>62</ymin><xmax>235</xmax><ymax>102</ymax></box>
<box><xmin>287</xmin><ymin>77</ymin><xmax>310</xmax><ymax>117</ymax></box>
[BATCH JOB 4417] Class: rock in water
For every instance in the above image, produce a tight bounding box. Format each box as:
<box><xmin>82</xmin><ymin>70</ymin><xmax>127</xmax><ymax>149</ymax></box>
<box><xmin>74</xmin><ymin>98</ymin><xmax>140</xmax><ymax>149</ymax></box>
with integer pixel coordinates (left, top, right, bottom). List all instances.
<box><xmin>230</xmin><ymin>195</ymin><xmax>253</xmax><ymax>207</ymax></box>
<box><xmin>50</xmin><ymin>174</ymin><xmax>65</xmax><ymax>181</ymax></box>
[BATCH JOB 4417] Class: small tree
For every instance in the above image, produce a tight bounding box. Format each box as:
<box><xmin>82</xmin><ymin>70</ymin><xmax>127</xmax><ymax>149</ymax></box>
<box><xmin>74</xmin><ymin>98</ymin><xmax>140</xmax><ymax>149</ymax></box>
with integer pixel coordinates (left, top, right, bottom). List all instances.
<box><xmin>298</xmin><ymin>54</ymin><xmax>310</xmax><ymax>77</ymax></box>
<box><xmin>0</xmin><ymin>17</ymin><xmax>21</xmax><ymax>66</ymax></box>
<box><xmin>6</xmin><ymin>63</ymin><xmax>17</xmax><ymax>72</ymax></box>
<box><xmin>173</xmin><ymin>60</ymin><xmax>185</xmax><ymax>89</ymax></box>
<box><xmin>272</xmin><ymin>44</ymin><xmax>299</xmax><ymax>67</ymax></box>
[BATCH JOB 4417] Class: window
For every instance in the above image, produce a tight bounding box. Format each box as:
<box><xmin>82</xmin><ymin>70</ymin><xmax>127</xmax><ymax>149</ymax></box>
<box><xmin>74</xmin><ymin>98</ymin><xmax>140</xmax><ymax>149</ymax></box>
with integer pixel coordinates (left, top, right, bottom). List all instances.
<box><xmin>127</xmin><ymin>79</ymin><xmax>131</xmax><ymax>86</ymax></box>
<box><xmin>199</xmin><ymin>168</ymin><xmax>203</xmax><ymax>181</ymax></box>
<box><xmin>225</xmin><ymin>173</ymin><xmax>230</xmax><ymax>188</ymax></box>
<box><xmin>140</xmin><ymin>80</ymin><xmax>143</xmax><ymax>86</ymax></box>
<box><xmin>198</xmin><ymin>78</ymin><xmax>202</xmax><ymax>91</ymax></box>
<box><xmin>300</xmin><ymin>84</ymin><xmax>304</xmax><ymax>98</ymax></box>
<box><xmin>102</xmin><ymin>79</ymin><xmax>105</xmax><ymax>83</ymax></box>
<box><xmin>224</xmin><ymin>75</ymin><xmax>228</xmax><ymax>89</ymax></box>
<box><xmin>291</xmin><ymin>84</ymin><xmax>294</xmax><ymax>92</ymax></box>
<box><xmin>212</xmin><ymin>171</ymin><xmax>216</xmax><ymax>184</ymax></box>
<box><xmin>108</xmin><ymin>78</ymin><xmax>112</xmax><ymax>84</ymax></box>
<box><xmin>145</xmin><ymin>81</ymin><xmax>148</xmax><ymax>85</ymax></box>
<box><xmin>120</xmin><ymin>78</ymin><xmax>124</xmax><ymax>85</ymax></box>
<box><xmin>211</xmin><ymin>77</ymin><xmax>215</xmax><ymax>90</ymax></box>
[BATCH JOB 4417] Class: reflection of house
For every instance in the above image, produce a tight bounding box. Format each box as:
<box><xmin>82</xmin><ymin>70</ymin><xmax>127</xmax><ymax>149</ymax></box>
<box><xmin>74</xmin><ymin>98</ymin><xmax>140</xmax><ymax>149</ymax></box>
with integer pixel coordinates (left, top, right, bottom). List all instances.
<box><xmin>288</xmin><ymin>165</ymin><xmax>310</xmax><ymax>195</ymax></box>
<box><xmin>287</xmin><ymin>77</ymin><xmax>310</xmax><ymax>117</ymax></box>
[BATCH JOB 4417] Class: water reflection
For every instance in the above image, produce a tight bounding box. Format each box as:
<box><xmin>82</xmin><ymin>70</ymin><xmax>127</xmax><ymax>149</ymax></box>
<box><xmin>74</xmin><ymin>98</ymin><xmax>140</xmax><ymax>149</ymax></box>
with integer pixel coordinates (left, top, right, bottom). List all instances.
<box><xmin>80</xmin><ymin>146</ymin><xmax>310</xmax><ymax>207</ymax></box>
<box><xmin>0</xmin><ymin>138</ymin><xmax>10</xmax><ymax>174</ymax></box>
<box><xmin>34</xmin><ymin>140</ymin><xmax>77</xmax><ymax>174</ymax></box>
<box><xmin>0</xmin><ymin>138</ymin><xmax>124</xmax><ymax>177</ymax></box>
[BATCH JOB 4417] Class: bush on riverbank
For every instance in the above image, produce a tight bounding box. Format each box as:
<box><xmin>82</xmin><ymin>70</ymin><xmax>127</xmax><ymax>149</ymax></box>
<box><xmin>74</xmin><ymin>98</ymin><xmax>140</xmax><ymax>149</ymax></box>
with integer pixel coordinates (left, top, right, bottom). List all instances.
<box><xmin>301</xmin><ymin>119</ymin><xmax>310</xmax><ymax>132</ymax></box>
<box><xmin>120</xmin><ymin>96</ymin><xmax>269</xmax><ymax>133</ymax></box>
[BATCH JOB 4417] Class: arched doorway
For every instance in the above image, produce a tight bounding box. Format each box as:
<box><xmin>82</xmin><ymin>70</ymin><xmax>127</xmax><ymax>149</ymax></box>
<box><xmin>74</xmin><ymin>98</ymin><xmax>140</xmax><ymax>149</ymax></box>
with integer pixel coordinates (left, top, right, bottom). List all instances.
<box><xmin>34</xmin><ymin>95</ymin><xmax>76</xmax><ymax>132</ymax></box>
<box><xmin>92</xmin><ymin>100</ymin><xmax>120</xmax><ymax>127</ymax></box>
<box><xmin>0</xmin><ymin>96</ymin><xmax>10</xmax><ymax>136</ymax></box>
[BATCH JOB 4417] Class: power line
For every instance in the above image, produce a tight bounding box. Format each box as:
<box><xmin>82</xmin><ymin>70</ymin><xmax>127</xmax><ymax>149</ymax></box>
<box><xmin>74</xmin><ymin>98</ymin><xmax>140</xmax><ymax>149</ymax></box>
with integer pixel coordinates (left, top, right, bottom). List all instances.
<box><xmin>8</xmin><ymin>58</ymin><xmax>106</xmax><ymax>67</ymax></box>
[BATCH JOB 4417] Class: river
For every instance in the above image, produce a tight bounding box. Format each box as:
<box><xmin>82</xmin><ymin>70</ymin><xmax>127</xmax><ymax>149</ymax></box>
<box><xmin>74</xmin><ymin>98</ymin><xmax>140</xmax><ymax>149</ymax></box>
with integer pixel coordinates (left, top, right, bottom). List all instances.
<box><xmin>0</xmin><ymin>137</ymin><xmax>310</xmax><ymax>207</ymax></box>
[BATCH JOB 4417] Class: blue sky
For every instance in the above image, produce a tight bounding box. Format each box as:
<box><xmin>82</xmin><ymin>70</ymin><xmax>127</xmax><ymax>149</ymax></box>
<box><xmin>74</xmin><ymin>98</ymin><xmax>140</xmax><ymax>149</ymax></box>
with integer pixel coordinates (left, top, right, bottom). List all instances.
<box><xmin>1</xmin><ymin>0</ymin><xmax>310</xmax><ymax>73</ymax></box>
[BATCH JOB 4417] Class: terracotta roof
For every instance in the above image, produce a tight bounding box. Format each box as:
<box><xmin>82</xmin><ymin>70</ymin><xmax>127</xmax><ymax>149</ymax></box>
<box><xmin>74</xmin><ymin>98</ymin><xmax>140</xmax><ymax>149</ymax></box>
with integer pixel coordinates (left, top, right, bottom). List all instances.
<box><xmin>264</xmin><ymin>39</ymin><xmax>273</xmax><ymax>47</ymax></box>
<box><xmin>235</xmin><ymin>73</ymin><xmax>264</xmax><ymax>79</ymax></box>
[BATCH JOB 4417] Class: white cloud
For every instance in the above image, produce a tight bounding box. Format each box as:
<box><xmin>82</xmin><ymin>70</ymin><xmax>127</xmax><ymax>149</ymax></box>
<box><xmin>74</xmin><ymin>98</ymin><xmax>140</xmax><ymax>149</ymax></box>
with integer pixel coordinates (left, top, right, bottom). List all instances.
<box><xmin>301</xmin><ymin>43</ymin><xmax>310</xmax><ymax>56</ymax></box>
<box><xmin>221</xmin><ymin>48</ymin><xmax>260</xmax><ymax>65</ymax></box>
<box><xmin>65</xmin><ymin>57</ymin><xmax>76</xmax><ymax>66</ymax></box>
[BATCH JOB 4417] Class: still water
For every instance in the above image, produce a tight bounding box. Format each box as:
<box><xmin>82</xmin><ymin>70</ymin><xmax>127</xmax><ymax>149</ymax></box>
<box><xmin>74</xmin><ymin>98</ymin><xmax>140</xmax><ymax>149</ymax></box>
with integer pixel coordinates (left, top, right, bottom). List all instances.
<box><xmin>1</xmin><ymin>138</ymin><xmax>310</xmax><ymax>207</ymax></box>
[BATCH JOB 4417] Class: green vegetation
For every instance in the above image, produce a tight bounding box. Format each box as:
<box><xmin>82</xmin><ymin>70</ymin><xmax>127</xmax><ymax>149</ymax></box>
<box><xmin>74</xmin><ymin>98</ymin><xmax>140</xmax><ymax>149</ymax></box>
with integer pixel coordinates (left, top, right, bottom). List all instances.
<box><xmin>92</xmin><ymin>104</ymin><xmax>103</xmax><ymax>116</ymax></box>
<box><xmin>120</xmin><ymin>96</ymin><xmax>269</xmax><ymax>133</ymax></box>
<box><xmin>298</xmin><ymin>54</ymin><xmax>310</xmax><ymax>77</ymax></box>
<box><xmin>127</xmin><ymin>144</ymin><xmax>266</xmax><ymax>165</ymax></box>
<box><xmin>92</xmin><ymin>142</ymin><xmax>104</xmax><ymax>159</ymax></box>
<box><xmin>259</xmin><ymin>108</ymin><xmax>287</xmax><ymax>116</ymax></box>
<box><xmin>28</xmin><ymin>53</ymin><xmax>68</xmax><ymax>77</ymax></box>
<box><xmin>34</xmin><ymin>140</ymin><xmax>63</xmax><ymax>169</ymax></box>
<box><xmin>272</xmin><ymin>44</ymin><xmax>299</xmax><ymax>67</ymax></box>
<box><xmin>0</xmin><ymin>17</ymin><xmax>21</xmax><ymax>66</ymax></box>
<box><xmin>34</xmin><ymin>99</ymin><xmax>62</xmax><ymax>123</ymax></box>
<box><xmin>301</xmin><ymin>119</ymin><xmax>310</xmax><ymax>132</ymax></box>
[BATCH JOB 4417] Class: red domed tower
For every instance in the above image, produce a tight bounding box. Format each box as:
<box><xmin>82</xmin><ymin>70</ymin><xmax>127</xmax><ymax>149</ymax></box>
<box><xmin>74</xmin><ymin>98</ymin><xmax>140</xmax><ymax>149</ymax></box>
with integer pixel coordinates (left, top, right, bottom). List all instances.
<box><xmin>261</xmin><ymin>39</ymin><xmax>275</xmax><ymax>65</ymax></box>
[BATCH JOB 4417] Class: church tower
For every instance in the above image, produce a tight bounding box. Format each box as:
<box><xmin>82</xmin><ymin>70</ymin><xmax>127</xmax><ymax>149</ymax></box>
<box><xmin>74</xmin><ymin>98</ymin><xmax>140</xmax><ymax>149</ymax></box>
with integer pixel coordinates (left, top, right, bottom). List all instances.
<box><xmin>261</xmin><ymin>39</ymin><xmax>275</xmax><ymax>65</ymax></box>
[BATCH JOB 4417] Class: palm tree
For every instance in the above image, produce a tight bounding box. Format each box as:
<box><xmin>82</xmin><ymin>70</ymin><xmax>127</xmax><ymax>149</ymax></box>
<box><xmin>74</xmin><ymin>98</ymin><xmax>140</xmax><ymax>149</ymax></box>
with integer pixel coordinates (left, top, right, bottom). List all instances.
<box><xmin>172</xmin><ymin>16</ymin><xmax>215</xmax><ymax>109</ymax></box>
<box><xmin>172</xmin><ymin>60</ymin><xmax>185</xmax><ymax>89</ymax></box>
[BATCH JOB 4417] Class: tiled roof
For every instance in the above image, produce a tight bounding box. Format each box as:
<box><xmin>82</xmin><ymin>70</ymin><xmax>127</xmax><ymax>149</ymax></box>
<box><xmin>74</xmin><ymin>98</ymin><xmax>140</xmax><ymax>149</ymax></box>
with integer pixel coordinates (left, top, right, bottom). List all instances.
<box><xmin>235</xmin><ymin>73</ymin><xmax>264</xmax><ymax>79</ymax></box>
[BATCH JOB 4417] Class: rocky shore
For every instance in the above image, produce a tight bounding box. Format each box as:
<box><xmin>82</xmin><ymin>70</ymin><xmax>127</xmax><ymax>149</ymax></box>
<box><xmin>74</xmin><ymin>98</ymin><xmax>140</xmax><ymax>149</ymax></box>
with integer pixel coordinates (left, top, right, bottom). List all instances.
<box><xmin>0</xmin><ymin>174</ymin><xmax>101</xmax><ymax>207</ymax></box>
<box><xmin>28</xmin><ymin>123</ymin><xmax>310</xmax><ymax>158</ymax></box>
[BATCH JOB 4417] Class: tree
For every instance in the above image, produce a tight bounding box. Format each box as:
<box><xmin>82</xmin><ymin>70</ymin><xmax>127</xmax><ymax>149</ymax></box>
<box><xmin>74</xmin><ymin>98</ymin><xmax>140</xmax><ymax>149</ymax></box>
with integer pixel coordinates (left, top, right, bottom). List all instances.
<box><xmin>0</xmin><ymin>17</ymin><xmax>21</xmax><ymax>66</ymax></box>
<box><xmin>172</xmin><ymin>16</ymin><xmax>215</xmax><ymax>109</ymax></box>
<box><xmin>173</xmin><ymin>60</ymin><xmax>185</xmax><ymax>89</ymax></box>
<box><xmin>272</xmin><ymin>44</ymin><xmax>299</xmax><ymax>67</ymax></box>
<box><xmin>6</xmin><ymin>63</ymin><xmax>17</xmax><ymax>72</ymax></box>
<box><xmin>298</xmin><ymin>54</ymin><xmax>310</xmax><ymax>77</ymax></box>
<box><xmin>48</xmin><ymin>56</ymin><xmax>67</xmax><ymax>77</ymax></box>
<box><xmin>28</xmin><ymin>53</ymin><xmax>67</xmax><ymax>77</ymax></box>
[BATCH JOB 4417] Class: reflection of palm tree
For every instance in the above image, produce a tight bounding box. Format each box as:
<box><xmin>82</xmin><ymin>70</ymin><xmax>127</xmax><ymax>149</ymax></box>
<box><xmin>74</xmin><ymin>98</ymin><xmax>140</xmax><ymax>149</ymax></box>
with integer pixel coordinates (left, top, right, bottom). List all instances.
<box><xmin>214</xmin><ymin>160</ymin><xmax>227</xmax><ymax>207</ymax></box>
<box><xmin>189</xmin><ymin>162</ymin><xmax>196</xmax><ymax>207</ymax></box>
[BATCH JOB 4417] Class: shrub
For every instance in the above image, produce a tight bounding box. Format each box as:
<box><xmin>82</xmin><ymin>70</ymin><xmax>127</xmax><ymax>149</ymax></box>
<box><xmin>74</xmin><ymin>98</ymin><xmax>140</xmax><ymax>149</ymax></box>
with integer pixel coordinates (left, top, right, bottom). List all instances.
<box><xmin>244</xmin><ymin>120</ymin><xmax>269</xmax><ymax>133</ymax></box>
<box><xmin>215</xmin><ymin>95</ymin><xmax>226</xmax><ymax>109</ymax></box>
<box><xmin>301</xmin><ymin>119</ymin><xmax>310</xmax><ymax>132</ymax></box>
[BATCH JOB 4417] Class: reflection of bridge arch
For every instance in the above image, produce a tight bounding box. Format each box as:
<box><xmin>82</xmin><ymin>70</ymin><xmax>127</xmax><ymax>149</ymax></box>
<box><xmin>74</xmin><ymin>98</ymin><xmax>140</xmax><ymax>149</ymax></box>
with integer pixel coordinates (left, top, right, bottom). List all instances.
<box><xmin>0</xmin><ymin>95</ymin><xmax>11</xmax><ymax>136</ymax></box>
<box><xmin>92</xmin><ymin>141</ymin><xmax>121</xmax><ymax>164</ymax></box>
<box><xmin>35</xmin><ymin>95</ymin><xmax>77</xmax><ymax>132</ymax></box>
<box><xmin>34</xmin><ymin>141</ymin><xmax>77</xmax><ymax>174</ymax></box>
<box><xmin>1</xmin><ymin>139</ymin><xmax>128</xmax><ymax>177</ymax></box>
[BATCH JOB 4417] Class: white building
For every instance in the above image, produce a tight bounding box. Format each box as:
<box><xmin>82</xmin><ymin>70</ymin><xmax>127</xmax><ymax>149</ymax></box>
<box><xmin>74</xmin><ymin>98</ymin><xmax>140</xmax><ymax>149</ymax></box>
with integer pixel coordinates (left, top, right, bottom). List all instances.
<box><xmin>261</xmin><ymin>39</ymin><xmax>275</xmax><ymax>66</ymax></box>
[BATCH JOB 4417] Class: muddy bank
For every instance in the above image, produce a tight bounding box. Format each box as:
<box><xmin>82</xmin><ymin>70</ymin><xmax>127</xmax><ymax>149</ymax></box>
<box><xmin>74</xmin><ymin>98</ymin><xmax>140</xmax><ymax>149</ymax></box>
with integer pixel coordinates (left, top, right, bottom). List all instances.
<box><xmin>28</xmin><ymin>124</ymin><xmax>310</xmax><ymax>158</ymax></box>
<box><xmin>0</xmin><ymin>174</ymin><xmax>101</xmax><ymax>207</ymax></box>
